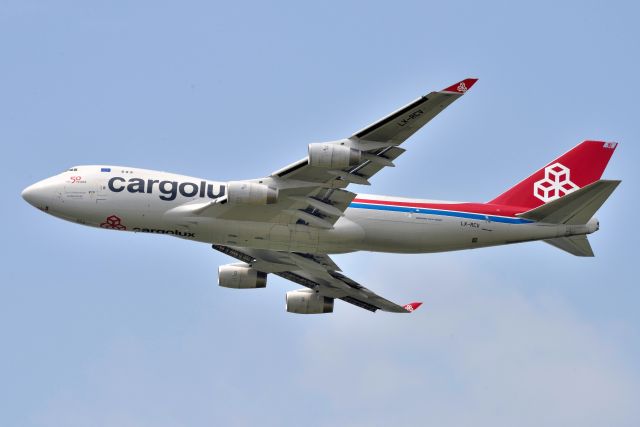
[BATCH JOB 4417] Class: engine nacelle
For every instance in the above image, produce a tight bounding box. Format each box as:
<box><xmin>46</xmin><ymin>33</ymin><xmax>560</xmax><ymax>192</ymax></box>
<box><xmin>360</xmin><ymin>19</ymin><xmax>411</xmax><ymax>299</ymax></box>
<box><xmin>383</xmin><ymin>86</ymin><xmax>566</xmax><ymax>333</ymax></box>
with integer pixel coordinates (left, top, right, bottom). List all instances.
<box><xmin>218</xmin><ymin>264</ymin><xmax>267</xmax><ymax>289</ymax></box>
<box><xmin>226</xmin><ymin>181</ymin><xmax>278</xmax><ymax>205</ymax></box>
<box><xmin>285</xmin><ymin>289</ymin><xmax>334</xmax><ymax>314</ymax></box>
<box><xmin>308</xmin><ymin>143</ymin><xmax>361</xmax><ymax>169</ymax></box>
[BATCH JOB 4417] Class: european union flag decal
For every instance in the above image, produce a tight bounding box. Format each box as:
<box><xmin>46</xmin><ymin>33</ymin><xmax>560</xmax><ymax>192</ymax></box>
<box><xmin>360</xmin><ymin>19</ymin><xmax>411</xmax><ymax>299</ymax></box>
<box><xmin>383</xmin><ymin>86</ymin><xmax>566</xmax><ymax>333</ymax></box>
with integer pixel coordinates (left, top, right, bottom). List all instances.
<box><xmin>101</xmin><ymin>167</ymin><xmax>111</xmax><ymax>172</ymax></box>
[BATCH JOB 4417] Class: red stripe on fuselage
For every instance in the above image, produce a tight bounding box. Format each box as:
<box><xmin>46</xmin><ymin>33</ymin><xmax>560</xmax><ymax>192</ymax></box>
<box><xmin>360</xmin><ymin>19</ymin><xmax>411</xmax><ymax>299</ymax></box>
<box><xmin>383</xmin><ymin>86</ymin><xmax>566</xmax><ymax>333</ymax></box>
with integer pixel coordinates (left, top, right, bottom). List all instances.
<box><xmin>352</xmin><ymin>198</ymin><xmax>526</xmax><ymax>217</ymax></box>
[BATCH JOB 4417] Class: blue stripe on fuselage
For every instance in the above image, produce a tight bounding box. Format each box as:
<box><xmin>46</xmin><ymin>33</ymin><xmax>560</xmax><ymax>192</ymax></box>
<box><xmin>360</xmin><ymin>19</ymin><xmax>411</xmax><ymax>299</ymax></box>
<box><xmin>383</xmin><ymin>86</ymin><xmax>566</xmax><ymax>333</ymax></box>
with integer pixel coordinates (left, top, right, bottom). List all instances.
<box><xmin>348</xmin><ymin>202</ymin><xmax>533</xmax><ymax>224</ymax></box>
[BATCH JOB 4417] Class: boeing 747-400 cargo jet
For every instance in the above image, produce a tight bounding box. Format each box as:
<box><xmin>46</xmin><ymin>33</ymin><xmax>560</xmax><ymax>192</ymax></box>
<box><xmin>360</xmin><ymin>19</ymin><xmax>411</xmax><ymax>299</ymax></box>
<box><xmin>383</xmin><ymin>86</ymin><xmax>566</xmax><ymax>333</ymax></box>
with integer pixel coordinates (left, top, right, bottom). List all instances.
<box><xmin>22</xmin><ymin>78</ymin><xmax>620</xmax><ymax>314</ymax></box>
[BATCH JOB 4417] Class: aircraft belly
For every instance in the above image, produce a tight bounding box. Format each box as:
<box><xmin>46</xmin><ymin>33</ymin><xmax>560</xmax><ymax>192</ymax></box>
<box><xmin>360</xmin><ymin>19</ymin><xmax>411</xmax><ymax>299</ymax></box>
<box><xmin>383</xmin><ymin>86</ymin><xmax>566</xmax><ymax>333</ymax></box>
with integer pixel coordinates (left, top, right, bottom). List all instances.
<box><xmin>268</xmin><ymin>223</ymin><xmax>319</xmax><ymax>252</ymax></box>
<box><xmin>173</xmin><ymin>219</ymin><xmax>318</xmax><ymax>253</ymax></box>
<box><xmin>354</xmin><ymin>210</ymin><xmax>474</xmax><ymax>252</ymax></box>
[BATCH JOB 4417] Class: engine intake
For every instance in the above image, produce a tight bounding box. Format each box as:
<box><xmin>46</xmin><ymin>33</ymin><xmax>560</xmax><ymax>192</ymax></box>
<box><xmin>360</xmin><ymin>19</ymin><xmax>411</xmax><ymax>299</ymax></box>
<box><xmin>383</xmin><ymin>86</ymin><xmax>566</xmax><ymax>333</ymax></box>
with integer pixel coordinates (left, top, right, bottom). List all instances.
<box><xmin>218</xmin><ymin>264</ymin><xmax>267</xmax><ymax>289</ymax></box>
<box><xmin>227</xmin><ymin>181</ymin><xmax>278</xmax><ymax>205</ymax></box>
<box><xmin>308</xmin><ymin>143</ymin><xmax>361</xmax><ymax>169</ymax></box>
<box><xmin>285</xmin><ymin>289</ymin><xmax>334</xmax><ymax>314</ymax></box>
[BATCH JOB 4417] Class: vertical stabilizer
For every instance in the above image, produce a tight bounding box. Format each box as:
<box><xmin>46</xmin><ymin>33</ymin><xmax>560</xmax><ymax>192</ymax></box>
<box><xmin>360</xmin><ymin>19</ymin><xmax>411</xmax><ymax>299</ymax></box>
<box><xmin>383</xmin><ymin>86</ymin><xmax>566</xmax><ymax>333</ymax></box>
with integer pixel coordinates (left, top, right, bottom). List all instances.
<box><xmin>490</xmin><ymin>141</ymin><xmax>617</xmax><ymax>209</ymax></box>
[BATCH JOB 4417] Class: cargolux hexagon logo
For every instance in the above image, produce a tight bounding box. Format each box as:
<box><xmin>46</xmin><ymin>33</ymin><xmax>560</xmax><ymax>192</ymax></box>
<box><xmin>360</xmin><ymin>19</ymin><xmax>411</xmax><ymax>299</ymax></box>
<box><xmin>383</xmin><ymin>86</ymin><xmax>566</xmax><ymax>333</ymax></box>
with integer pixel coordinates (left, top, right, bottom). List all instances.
<box><xmin>533</xmin><ymin>162</ymin><xmax>579</xmax><ymax>203</ymax></box>
<box><xmin>100</xmin><ymin>215</ymin><xmax>127</xmax><ymax>230</ymax></box>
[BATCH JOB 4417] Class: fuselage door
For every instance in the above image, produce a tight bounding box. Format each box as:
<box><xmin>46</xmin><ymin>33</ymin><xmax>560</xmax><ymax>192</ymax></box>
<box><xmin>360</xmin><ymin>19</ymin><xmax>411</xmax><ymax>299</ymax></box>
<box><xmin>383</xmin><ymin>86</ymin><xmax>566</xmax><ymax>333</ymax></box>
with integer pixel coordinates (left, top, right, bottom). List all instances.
<box><xmin>96</xmin><ymin>181</ymin><xmax>108</xmax><ymax>203</ymax></box>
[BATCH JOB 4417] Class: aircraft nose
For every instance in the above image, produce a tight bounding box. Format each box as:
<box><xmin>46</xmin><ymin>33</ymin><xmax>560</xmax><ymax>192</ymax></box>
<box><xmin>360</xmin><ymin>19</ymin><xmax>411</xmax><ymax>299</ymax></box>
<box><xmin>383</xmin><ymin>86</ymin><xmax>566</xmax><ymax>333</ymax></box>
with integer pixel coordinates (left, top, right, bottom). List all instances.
<box><xmin>22</xmin><ymin>181</ymin><xmax>51</xmax><ymax>209</ymax></box>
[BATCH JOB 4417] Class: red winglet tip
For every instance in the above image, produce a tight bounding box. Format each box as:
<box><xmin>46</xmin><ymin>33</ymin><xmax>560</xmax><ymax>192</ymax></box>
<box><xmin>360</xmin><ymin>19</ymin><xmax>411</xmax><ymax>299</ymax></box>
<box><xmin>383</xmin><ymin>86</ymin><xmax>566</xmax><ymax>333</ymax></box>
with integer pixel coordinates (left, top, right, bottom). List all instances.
<box><xmin>441</xmin><ymin>78</ymin><xmax>478</xmax><ymax>94</ymax></box>
<box><xmin>403</xmin><ymin>302</ymin><xmax>422</xmax><ymax>313</ymax></box>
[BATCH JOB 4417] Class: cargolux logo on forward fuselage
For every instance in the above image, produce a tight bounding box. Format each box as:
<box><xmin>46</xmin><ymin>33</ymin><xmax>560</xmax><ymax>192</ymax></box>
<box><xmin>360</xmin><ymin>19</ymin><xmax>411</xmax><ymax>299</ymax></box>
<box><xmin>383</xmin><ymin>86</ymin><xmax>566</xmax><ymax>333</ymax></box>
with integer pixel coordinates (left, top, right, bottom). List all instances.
<box><xmin>108</xmin><ymin>177</ymin><xmax>225</xmax><ymax>201</ymax></box>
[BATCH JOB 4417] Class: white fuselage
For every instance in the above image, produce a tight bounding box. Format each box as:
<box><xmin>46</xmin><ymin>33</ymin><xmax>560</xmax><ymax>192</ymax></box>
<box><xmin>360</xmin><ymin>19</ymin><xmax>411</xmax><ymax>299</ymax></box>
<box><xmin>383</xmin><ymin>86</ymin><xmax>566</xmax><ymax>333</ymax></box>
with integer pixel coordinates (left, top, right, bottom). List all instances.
<box><xmin>22</xmin><ymin>166</ymin><xmax>597</xmax><ymax>254</ymax></box>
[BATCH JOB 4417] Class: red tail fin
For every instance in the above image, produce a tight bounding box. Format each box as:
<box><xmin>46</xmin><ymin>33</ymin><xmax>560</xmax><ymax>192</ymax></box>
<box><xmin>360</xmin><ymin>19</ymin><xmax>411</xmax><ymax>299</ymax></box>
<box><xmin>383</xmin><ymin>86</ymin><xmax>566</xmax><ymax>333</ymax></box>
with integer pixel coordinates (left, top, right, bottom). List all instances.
<box><xmin>489</xmin><ymin>141</ymin><xmax>618</xmax><ymax>209</ymax></box>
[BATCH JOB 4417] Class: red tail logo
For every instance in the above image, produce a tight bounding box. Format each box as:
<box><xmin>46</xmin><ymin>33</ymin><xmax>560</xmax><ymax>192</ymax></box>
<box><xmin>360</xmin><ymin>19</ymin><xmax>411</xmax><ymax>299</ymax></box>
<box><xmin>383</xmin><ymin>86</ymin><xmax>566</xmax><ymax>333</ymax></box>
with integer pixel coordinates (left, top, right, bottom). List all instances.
<box><xmin>533</xmin><ymin>162</ymin><xmax>579</xmax><ymax>202</ymax></box>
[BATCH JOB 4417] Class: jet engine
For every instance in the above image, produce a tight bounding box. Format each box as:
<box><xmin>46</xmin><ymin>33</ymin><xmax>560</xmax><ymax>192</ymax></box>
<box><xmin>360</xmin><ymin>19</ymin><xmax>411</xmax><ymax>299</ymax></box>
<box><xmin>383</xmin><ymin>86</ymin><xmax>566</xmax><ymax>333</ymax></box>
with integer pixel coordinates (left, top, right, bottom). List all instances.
<box><xmin>308</xmin><ymin>143</ymin><xmax>361</xmax><ymax>168</ymax></box>
<box><xmin>226</xmin><ymin>181</ymin><xmax>278</xmax><ymax>205</ymax></box>
<box><xmin>218</xmin><ymin>264</ymin><xmax>267</xmax><ymax>289</ymax></box>
<box><xmin>285</xmin><ymin>289</ymin><xmax>334</xmax><ymax>314</ymax></box>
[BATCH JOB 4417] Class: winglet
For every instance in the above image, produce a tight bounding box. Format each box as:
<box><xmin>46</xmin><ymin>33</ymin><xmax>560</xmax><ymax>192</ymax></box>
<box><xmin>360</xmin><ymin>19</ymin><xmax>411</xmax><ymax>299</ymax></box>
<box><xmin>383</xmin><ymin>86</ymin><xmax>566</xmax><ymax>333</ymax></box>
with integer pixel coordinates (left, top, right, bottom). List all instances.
<box><xmin>441</xmin><ymin>78</ymin><xmax>478</xmax><ymax>94</ymax></box>
<box><xmin>403</xmin><ymin>302</ymin><xmax>423</xmax><ymax>313</ymax></box>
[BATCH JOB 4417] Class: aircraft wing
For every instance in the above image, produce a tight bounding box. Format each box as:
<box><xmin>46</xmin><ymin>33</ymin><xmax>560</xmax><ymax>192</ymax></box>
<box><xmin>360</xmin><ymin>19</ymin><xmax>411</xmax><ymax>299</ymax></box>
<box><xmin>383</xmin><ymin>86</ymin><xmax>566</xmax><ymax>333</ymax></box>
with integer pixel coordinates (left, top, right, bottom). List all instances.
<box><xmin>271</xmin><ymin>77</ymin><xmax>478</xmax><ymax>185</ymax></box>
<box><xmin>212</xmin><ymin>244</ymin><xmax>422</xmax><ymax>313</ymax></box>
<box><xmin>169</xmin><ymin>78</ymin><xmax>477</xmax><ymax>229</ymax></box>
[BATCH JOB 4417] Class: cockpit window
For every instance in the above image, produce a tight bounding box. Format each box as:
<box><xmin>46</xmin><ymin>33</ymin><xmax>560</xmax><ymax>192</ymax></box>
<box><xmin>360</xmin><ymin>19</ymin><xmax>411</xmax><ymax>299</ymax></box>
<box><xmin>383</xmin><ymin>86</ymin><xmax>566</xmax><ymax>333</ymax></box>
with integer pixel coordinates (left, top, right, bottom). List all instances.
<box><xmin>67</xmin><ymin>167</ymin><xmax>78</xmax><ymax>172</ymax></box>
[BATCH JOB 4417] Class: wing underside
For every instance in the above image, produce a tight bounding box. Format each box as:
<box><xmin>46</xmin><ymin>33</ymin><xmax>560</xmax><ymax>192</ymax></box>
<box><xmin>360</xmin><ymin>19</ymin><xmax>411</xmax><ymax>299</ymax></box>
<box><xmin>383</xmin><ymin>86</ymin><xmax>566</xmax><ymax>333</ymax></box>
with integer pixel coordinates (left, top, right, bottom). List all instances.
<box><xmin>212</xmin><ymin>244</ymin><xmax>417</xmax><ymax>313</ymax></box>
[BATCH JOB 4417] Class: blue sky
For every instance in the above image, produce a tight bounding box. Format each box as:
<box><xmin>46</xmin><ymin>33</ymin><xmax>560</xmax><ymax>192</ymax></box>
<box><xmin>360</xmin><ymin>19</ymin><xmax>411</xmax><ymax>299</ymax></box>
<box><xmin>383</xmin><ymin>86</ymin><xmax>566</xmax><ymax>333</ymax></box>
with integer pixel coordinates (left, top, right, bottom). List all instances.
<box><xmin>2</xmin><ymin>1</ymin><xmax>639</xmax><ymax>426</ymax></box>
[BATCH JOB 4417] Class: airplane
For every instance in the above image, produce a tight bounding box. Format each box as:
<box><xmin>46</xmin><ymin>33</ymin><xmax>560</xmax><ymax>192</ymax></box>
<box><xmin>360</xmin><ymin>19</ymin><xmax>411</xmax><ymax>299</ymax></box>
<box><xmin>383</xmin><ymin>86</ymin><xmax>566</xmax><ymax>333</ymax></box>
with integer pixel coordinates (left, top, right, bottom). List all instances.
<box><xmin>21</xmin><ymin>78</ymin><xmax>620</xmax><ymax>315</ymax></box>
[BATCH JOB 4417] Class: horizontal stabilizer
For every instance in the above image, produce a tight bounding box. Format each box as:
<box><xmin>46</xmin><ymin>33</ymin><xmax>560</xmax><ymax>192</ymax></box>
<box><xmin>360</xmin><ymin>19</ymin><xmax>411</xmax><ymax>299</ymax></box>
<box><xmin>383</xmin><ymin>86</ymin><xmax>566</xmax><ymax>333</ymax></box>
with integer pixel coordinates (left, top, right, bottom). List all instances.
<box><xmin>518</xmin><ymin>180</ymin><xmax>621</xmax><ymax>224</ymax></box>
<box><xmin>544</xmin><ymin>235</ymin><xmax>594</xmax><ymax>257</ymax></box>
